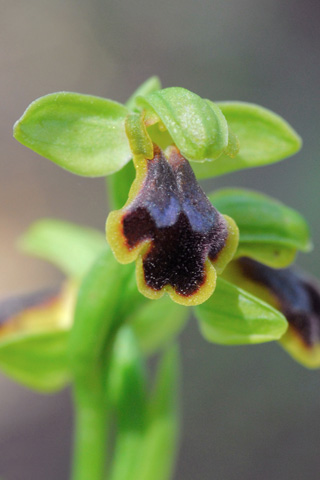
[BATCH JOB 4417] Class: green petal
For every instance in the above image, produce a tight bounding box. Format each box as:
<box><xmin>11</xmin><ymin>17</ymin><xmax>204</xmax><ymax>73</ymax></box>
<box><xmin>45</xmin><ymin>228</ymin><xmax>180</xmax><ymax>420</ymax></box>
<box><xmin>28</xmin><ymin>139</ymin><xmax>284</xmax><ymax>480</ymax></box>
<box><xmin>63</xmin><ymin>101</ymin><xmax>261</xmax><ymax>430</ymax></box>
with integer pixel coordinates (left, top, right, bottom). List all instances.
<box><xmin>126</xmin><ymin>76</ymin><xmax>162</xmax><ymax>111</ymax></box>
<box><xmin>18</xmin><ymin>219</ymin><xmax>107</xmax><ymax>278</ymax></box>
<box><xmin>128</xmin><ymin>297</ymin><xmax>189</xmax><ymax>355</ymax></box>
<box><xmin>137</xmin><ymin>87</ymin><xmax>229</xmax><ymax>162</ymax></box>
<box><xmin>195</xmin><ymin>277</ymin><xmax>288</xmax><ymax>345</ymax></box>
<box><xmin>192</xmin><ymin>101</ymin><xmax>302</xmax><ymax>178</ymax></box>
<box><xmin>209</xmin><ymin>188</ymin><xmax>312</xmax><ymax>267</ymax></box>
<box><xmin>13</xmin><ymin>92</ymin><xmax>131</xmax><ymax>177</ymax></box>
<box><xmin>125</xmin><ymin>113</ymin><xmax>153</xmax><ymax>158</ymax></box>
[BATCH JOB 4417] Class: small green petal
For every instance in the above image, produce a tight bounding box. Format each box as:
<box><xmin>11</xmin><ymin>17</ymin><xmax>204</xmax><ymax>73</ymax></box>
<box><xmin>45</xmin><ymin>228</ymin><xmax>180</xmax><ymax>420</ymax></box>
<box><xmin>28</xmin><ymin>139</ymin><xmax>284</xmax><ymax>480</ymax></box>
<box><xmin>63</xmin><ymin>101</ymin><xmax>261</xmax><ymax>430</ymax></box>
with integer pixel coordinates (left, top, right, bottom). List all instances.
<box><xmin>209</xmin><ymin>188</ymin><xmax>312</xmax><ymax>268</ymax></box>
<box><xmin>192</xmin><ymin>101</ymin><xmax>302</xmax><ymax>178</ymax></box>
<box><xmin>125</xmin><ymin>113</ymin><xmax>153</xmax><ymax>158</ymax></box>
<box><xmin>137</xmin><ymin>87</ymin><xmax>229</xmax><ymax>162</ymax></box>
<box><xmin>195</xmin><ymin>277</ymin><xmax>288</xmax><ymax>345</ymax></box>
<box><xmin>106</xmin><ymin>77</ymin><xmax>162</xmax><ymax>211</ymax></box>
<box><xmin>18</xmin><ymin>219</ymin><xmax>107</xmax><ymax>278</ymax></box>
<box><xmin>14</xmin><ymin>92</ymin><xmax>131</xmax><ymax>177</ymax></box>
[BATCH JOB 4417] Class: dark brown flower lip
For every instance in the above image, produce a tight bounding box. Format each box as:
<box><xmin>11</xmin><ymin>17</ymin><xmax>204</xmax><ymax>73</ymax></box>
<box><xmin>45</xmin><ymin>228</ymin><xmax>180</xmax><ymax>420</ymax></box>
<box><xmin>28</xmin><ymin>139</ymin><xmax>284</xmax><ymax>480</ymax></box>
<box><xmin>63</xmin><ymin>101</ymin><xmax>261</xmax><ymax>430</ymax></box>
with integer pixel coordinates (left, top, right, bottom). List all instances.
<box><xmin>106</xmin><ymin>144</ymin><xmax>239</xmax><ymax>305</ymax></box>
<box><xmin>122</xmin><ymin>146</ymin><xmax>229</xmax><ymax>297</ymax></box>
<box><xmin>125</xmin><ymin>145</ymin><xmax>226</xmax><ymax>233</ymax></box>
<box><xmin>238</xmin><ymin>257</ymin><xmax>320</xmax><ymax>348</ymax></box>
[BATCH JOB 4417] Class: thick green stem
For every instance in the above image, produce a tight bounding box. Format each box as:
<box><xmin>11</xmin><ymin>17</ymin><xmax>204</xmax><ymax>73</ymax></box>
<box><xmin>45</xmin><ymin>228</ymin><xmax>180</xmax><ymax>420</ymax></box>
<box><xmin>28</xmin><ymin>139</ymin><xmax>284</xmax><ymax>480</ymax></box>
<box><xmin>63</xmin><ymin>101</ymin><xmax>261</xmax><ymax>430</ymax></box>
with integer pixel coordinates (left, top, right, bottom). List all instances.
<box><xmin>71</xmin><ymin>369</ymin><xmax>109</xmax><ymax>480</ymax></box>
<box><xmin>68</xmin><ymin>250</ymin><xmax>125</xmax><ymax>480</ymax></box>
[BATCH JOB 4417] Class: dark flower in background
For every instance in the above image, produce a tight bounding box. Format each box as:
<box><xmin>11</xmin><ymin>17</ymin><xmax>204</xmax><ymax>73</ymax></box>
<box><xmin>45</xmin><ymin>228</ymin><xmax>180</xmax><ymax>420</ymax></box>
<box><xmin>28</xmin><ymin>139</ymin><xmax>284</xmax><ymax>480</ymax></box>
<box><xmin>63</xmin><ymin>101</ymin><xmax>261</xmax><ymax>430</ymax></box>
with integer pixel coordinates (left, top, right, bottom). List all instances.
<box><xmin>223</xmin><ymin>258</ymin><xmax>320</xmax><ymax>367</ymax></box>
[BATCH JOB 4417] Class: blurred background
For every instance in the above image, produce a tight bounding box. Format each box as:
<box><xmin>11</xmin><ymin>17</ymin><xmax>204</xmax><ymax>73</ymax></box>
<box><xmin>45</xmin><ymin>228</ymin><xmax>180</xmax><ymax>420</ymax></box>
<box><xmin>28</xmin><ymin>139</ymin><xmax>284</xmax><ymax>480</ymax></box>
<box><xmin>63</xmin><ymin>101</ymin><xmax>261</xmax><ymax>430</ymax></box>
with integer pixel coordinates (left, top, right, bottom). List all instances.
<box><xmin>1</xmin><ymin>0</ymin><xmax>320</xmax><ymax>478</ymax></box>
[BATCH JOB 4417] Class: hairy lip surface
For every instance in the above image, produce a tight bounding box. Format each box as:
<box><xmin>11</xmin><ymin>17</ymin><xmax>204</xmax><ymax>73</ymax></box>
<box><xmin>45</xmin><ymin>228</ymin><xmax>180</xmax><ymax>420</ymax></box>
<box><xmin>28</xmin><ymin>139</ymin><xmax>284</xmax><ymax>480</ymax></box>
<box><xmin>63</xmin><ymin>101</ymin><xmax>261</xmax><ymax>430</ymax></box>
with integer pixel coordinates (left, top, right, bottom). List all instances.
<box><xmin>121</xmin><ymin>146</ymin><xmax>228</xmax><ymax>297</ymax></box>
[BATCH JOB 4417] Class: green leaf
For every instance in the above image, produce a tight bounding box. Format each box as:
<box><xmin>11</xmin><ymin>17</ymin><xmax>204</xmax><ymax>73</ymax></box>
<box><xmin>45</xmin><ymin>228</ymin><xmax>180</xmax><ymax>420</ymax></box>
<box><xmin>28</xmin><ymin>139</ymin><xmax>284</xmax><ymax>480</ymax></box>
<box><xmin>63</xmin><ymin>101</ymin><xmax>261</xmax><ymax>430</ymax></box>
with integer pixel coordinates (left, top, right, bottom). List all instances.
<box><xmin>0</xmin><ymin>331</ymin><xmax>69</xmax><ymax>392</ymax></box>
<box><xmin>128</xmin><ymin>296</ymin><xmax>189</xmax><ymax>355</ymax></box>
<box><xmin>209</xmin><ymin>188</ymin><xmax>312</xmax><ymax>267</ymax></box>
<box><xmin>195</xmin><ymin>277</ymin><xmax>288</xmax><ymax>345</ymax></box>
<box><xmin>137</xmin><ymin>87</ymin><xmax>229</xmax><ymax>162</ymax></box>
<box><xmin>18</xmin><ymin>219</ymin><xmax>107</xmax><ymax>278</ymax></box>
<box><xmin>126</xmin><ymin>76</ymin><xmax>162</xmax><ymax>111</ymax></box>
<box><xmin>192</xmin><ymin>101</ymin><xmax>302</xmax><ymax>178</ymax></box>
<box><xmin>134</xmin><ymin>345</ymin><xmax>180</xmax><ymax>480</ymax></box>
<box><xmin>13</xmin><ymin>92</ymin><xmax>131</xmax><ymax>177</ymax></box>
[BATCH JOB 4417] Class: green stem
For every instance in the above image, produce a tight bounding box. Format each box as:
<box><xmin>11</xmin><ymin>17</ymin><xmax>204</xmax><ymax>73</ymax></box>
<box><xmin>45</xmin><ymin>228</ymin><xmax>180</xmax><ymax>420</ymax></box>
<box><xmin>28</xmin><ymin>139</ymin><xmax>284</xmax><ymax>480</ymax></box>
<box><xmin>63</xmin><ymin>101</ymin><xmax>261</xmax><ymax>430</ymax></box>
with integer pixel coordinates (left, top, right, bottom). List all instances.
<box><xmin>68</xmin><ymin>250</ymin><xmax>125</xmax><ymax>480</ymax></box>
<box><xmin>71</xmin><ymin>369</ymin><xmax>109</xmax><ymax>480</ymax></box>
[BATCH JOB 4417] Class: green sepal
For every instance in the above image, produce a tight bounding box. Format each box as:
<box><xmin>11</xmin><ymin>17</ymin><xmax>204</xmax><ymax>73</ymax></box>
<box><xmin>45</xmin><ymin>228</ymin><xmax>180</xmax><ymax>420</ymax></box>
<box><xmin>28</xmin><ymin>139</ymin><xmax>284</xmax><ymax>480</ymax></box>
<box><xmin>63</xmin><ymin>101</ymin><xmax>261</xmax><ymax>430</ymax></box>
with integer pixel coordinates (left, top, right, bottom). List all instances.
<box><xmin>209</xmin><ymin>188</ymin><xmax>312</xmax><ymax>268</ymax></box>
<box><xmin>192</xmin><ymin>101</ymin><xmax>302</xmax><ymax>178</ymax></box>
<box><xmin>195</xmin><ymin>277</ymin><xmax>288</xmax><ymax>345</ymax></box>
<box><xmin>13</xmin><ymin>92</ymin><xmax>131</xmax><ymax>177</ymax></box>
<box><xmin>18</xmin><ymin>219</ymin><xmax>107</xmax><ymax>278</ymax></box>
<box><xmin>126</xmin><ymin>77</ymin><xmax>162</xmax><ymax>112</ymax></box>
<box><xmin>137</xmin><ymin>87</ymin><xmax>229</xmax><ymax>162</ymax></box>
<box><xmin>107</xmin><ymin>327</ymin><xmax>147</xmax><ymax>480</ymax></box>
<box><xmin>133</xmin><ymin>345</ymin><xmax>180</xmax><ymax>480</ymax></box>
<box><xmin>0</xmin><ymin>331</ymin><xmax>69</xmax><ymax>392</ymax></box>
<box><xmin>128</xmin><ymin>297</ymin><xmax>189</xmax><ymax>355</ymax></box>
